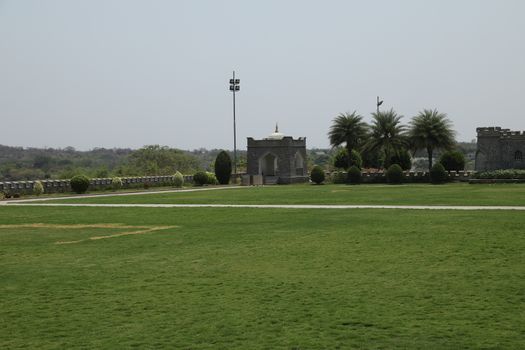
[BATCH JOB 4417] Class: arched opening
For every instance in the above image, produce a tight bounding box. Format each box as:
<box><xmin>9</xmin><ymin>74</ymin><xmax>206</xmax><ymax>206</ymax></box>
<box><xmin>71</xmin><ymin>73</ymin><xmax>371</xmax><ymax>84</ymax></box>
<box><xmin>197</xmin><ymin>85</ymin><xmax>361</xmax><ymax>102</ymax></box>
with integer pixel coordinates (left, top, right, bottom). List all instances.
<box><xmin>259</xmin><ymin>153</ymin><xmax>278</xmax><ymax>176</ymax></box>
<box><xmin>294</xmin><ymin>152</ymin><xmax>304</xmax><ymax>176</ymax></box>
<box><xmin>515</xmin><ymin>150</ymin><xmax>523</xmax><ymax>161</ymax></box>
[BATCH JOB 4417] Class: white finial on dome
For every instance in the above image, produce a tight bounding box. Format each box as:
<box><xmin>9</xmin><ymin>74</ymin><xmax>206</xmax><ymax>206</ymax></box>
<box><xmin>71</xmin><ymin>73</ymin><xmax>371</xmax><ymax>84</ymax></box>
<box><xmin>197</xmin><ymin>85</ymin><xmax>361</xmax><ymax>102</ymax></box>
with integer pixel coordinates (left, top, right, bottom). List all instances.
<box><xmin>266</xmin><ymin>123</ymin><xmax>285</xmax><ymax>140</ymax></box>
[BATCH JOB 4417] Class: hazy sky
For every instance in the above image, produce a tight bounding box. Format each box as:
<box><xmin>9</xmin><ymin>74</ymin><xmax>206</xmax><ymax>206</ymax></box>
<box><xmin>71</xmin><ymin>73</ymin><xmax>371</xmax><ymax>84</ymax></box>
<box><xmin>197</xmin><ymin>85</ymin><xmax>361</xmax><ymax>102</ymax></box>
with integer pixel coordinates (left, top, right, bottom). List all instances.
<box><xmin>1</xmin><ymin>0</ymin><xmax>524</xmax><ymax>150</ymax></box>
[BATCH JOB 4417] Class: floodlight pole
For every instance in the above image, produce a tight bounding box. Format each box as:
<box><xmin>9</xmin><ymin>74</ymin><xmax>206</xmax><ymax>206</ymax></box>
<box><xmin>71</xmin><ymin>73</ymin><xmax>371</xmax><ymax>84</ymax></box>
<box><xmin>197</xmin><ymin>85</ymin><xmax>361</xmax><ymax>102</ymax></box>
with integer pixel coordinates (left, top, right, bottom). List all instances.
<box><xmin>229</xmin><ymin>71</ymin><xmax>240</xmax><ymax>175</ymax></box>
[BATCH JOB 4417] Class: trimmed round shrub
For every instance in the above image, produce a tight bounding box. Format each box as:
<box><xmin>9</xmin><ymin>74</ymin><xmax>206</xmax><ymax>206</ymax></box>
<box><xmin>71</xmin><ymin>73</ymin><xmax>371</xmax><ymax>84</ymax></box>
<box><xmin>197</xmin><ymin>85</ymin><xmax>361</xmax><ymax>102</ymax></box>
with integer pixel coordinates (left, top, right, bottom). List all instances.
<box><xmin>310</xmin><ymin>165</ymin><xmax>325</xmax><ymax>184</ymax></box>
<box><xmin>347</xmin><ymin>166</ymin><xmax>362</xmax><ymax>184</ymax></box>
<box><xmin>214</xmin><ymin>151</ymin><xmax>232</xmax><ymax>185</ymax></box>
<box><xmin>173</xmin><ymin>171</ymin><xmax>184</xmax><ymax>187</ymax></box>
<box><xmin>386</xmin><ymin>164</ymin><xmax>404</xmax><ymax>184</ymax></box>
<box><xmin>332</xmin><ymin>149</ymin><xmax>362</xmax><ymax>170</ymax></box>
<box><xmin>33</xmin><ymin>181</ymin><xmax>44</xmax><ymax>196</ymax></box>
<box><xmin>193</xmin><ymin>171</ymin><xmax>208</xmax><ymax>186</ymax></box>
<box><xmin>439</xmin><ymin>151</ymin><xmax>465</xmax><ymax>172</ymax></box>
<box><xmin>111</xmin><ymin>177</ymin><xmax>123</xmax><ymax>190</ymax></box>
<box><xmin>70</xmin><ymin>175</ymin><xmax>90</xmax><ymax>194</ymax></box>
<box><xmin>332</xmin><ymin>171</ymin><xmax>347</xmax><ymax>184</ymax></box>
<box><xmin>385</xmin><ymin>149</ymin><xmax>412</xmax><ymax>171</ymax></box>
<box><xmin>430</xmin><ymin>163</ymin><xmax>448</xmax><ymax>184</ymax></box>
<box><xmin>206</xmin><ymin>172</ymin><xmax>219</xmax><ymax>185</ymax></box>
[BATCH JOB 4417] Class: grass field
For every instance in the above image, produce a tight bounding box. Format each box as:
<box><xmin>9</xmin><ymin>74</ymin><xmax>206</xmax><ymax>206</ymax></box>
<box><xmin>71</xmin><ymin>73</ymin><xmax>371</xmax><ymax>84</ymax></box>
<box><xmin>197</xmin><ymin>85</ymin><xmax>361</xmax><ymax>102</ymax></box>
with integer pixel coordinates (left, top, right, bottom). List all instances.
<box><xmin>1</xmin><ymin>185</ymin><xmax>524</xmax><ymax>349</ymax></box>
<box><xmin>41</xmin><ymin>183</ymin><xmax>525</xmax><ymax>206</ymax></box>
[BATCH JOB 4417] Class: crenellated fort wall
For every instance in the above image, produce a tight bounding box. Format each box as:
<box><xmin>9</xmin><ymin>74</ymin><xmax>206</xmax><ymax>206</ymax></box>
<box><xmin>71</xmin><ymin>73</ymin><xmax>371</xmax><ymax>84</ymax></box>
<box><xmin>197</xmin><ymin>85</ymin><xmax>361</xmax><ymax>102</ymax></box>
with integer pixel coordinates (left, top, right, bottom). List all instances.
<box><xmin>475</xmin><ymin>127</ymin><xmax>525</xmax><ymax>171</ymax></box>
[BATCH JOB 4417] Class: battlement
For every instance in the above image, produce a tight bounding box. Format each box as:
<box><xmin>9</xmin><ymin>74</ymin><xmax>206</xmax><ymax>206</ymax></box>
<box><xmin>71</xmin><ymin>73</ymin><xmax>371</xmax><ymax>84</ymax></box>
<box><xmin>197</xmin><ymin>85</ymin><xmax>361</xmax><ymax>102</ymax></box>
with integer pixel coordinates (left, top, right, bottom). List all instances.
<box><xmin>247</xmin><ymin>136</ymin><xmax>306</xmax><ymax>147</ymax></box>
<box><xmin>476</xmin><ymin>127</ymin><xmax>525</xmax><ymax>138</ymax></box>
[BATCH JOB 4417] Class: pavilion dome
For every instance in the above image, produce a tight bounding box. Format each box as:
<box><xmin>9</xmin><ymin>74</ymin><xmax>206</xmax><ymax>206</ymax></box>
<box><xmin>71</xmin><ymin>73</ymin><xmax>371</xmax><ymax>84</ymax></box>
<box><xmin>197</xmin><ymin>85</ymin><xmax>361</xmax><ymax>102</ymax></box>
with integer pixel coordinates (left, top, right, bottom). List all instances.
<box><xmin>265</xmin><ymin>123</ymin><xmax>285</xmax><ymax>140</ymax></box>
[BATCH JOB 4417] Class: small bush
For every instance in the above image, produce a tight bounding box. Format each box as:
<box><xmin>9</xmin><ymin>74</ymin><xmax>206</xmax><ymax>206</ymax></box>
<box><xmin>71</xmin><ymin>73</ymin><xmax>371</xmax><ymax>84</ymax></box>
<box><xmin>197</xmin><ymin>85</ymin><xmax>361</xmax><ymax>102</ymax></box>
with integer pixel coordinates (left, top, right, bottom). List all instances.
<box><xmin>13</xmin><ymin>193</ymin><xmax>21</xmax><ymax>198</ymax></box>
<box><xmin>143</xmin><ymin>182</ymin><xmax>150</xmax><ymax>189</ymax></box>
<box><xmin>206</xmin><ymin>172</ymin><xmax>219</xmax><ymax>185</ymax></box>
<box><xmin>111</xmin><ymin>177</ymin><xmax>123</xmax><ymax>190</ymax></box>
<box><xmin>439</xmin><ymin>151</ymin><xmax>465</xmax><ymax>171</ymax></box>
<box><xmin>310</xmin><ymin>165</ymin><xmax>325</xmax><ymax>184</ymax></box>
<box><xmin>332</xmin><ymin>171</ymin><xmax>347</xmax><ymax>184</ymax></box>
<box><xmin>386</xmin><ymin>164</ymin><xmax>404</xmax><ymax>184</ymax></box>
<box><xmin>173</xmin><ymin>171</ymin><xmax>184</xmax><ymax>187</ymax></box>
<box><xmin>347</xmin><ymin>166</ymin><xmax>362</xmax><ymax>184</ymax></box>
<box><xmin>430</xmin><ymin>163</ymin><xmax>448</xmax><ymax>184</ymax></box>
<box><xmin>214</xmin><ymin>151</ymin><xmax>232</xmax><ymax>185</ymax></box>
<box><xmin>193</xmin><ymin>171</ymin><xmax>208</xmax><ymax>186</ymax></box>
<box><xmin>33</xmin><ymin>181</ymin><xmax>44</xmax><ymax>196</ymax></box>
<box><xmin>0</xmin><ymin>192</ymin><xmax>5</xmax><ymax>200</ymax></box>
<box><xmin>70</xmin><ymin>175</ymin><xmax>90</xmax><ymax>194</ymax></box>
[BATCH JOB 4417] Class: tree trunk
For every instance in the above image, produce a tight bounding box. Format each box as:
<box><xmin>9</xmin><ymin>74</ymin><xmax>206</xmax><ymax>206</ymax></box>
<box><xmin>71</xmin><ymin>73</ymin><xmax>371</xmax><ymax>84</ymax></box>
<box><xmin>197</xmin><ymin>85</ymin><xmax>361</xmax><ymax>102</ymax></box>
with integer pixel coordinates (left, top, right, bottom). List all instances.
<box><xmin>427</xmin><ymin>147</ymin><xmax>433</xmax><ymax>172</ymax></box>
<box><xmin>347</xmin><ymin>146</ymin><xmax>353</xmax><ymax>169</ymax></box>
<box><xmin>384</xmin><ymin>148</ymin><xmax>390</xmax><ymax>169</ymax></box>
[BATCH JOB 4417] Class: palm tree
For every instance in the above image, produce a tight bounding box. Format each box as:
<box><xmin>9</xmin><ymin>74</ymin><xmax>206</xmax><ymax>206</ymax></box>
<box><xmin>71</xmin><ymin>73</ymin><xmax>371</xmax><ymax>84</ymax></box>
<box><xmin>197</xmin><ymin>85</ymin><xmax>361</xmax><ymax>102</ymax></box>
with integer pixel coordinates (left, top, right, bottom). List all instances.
<box><xmin>408</xmin><ymin>109</ymin><xmax>456</xmax><ymax>171</ymax></box>
<box><xmin>328</xmin><ymin>112</ymin><xmax>368</xmax><ymax>169</ymax></box>
<box><xmin>365</xmin><ymin>109</ymin><xmax>408</xmax><ymax>168</ymax></box>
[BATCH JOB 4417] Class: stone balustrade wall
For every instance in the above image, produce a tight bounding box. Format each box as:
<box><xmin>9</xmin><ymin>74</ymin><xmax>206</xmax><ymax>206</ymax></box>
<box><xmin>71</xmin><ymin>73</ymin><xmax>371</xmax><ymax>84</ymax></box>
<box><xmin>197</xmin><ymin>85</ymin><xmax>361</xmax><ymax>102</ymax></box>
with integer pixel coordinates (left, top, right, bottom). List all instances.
<box><xmin>0</xmin><ymin>175</ymin><xmax>194</xmax><ymax>195</ymax></box>
<box><xmin>0</xmin><ymin>171</ymin><xmax>476</xmax><ymax>194</ymax></box>
<box><xmin>327</xmin><ymin>170</ymin><xmax>475</xmax><ymax>183</ymax></box>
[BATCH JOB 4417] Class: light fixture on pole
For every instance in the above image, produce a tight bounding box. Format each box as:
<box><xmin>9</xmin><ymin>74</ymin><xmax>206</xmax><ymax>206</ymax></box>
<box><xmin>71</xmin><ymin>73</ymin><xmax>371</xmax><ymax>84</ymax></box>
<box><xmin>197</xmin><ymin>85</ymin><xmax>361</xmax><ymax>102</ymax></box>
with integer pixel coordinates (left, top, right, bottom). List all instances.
<box><xmin>229</xmin><ymin>71</ymin><xmax>240</xmax><ymax>175</ymax></box>
<box><xmin>376</xmin><ymin>96</ymin><xmax>384</xmax><ymax>114</ymax></box>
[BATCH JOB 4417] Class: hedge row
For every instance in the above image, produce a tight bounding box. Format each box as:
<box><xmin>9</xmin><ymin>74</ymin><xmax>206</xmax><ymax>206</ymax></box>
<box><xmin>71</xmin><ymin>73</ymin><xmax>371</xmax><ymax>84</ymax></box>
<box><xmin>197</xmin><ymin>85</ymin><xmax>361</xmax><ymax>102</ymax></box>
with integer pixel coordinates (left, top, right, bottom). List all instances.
<box><xmin>472</xmin><ymin>169</ymin><xmax>525</xmax><ymax>179</ymax></box>
<box><xmin>325</xmin><ymin>166</ymin><xmax>459</xmax><ymax>184</ymax></box>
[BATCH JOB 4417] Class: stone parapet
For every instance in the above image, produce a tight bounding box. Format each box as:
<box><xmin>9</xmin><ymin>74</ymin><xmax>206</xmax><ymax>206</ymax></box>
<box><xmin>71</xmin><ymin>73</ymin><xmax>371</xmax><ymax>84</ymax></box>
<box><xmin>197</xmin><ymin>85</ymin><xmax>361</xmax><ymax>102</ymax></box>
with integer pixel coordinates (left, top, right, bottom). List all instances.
<box><xmin>0</xmin><ymin>175</ymin><xmax>194</xmax><ymax>195</ymax></box>
<box><xmin>477</xmin><ymin>127</ymin><xmax>525</xmax><ymax>138</ymax></box>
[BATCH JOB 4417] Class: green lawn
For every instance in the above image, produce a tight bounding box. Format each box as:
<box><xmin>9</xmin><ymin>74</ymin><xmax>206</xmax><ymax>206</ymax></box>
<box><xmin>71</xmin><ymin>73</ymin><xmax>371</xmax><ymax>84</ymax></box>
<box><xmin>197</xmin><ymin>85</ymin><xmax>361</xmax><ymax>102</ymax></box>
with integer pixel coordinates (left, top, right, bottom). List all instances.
<box><xmin>1</xmin><ymin>204</ymin><xmax>524</xmax><ymax>349</ymax></box>
<box><xmin>42</xmin><ymin>183</ymin><xmax>525</xmax><ymax>206</ymax></box>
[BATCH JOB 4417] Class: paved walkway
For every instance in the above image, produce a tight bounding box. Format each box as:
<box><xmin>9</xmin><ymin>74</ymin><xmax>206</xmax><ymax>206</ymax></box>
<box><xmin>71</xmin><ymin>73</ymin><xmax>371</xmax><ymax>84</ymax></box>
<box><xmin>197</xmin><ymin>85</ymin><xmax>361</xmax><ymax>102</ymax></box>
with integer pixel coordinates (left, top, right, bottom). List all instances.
<box><xmin>3</xmin><ymin>202</ymin><xmax>525</xmax><ymax>211</ymax></box>
<box><xmin>1</xmin><ymin>186</ymin><xmax>245</xmax><ymax>203</ymax></box>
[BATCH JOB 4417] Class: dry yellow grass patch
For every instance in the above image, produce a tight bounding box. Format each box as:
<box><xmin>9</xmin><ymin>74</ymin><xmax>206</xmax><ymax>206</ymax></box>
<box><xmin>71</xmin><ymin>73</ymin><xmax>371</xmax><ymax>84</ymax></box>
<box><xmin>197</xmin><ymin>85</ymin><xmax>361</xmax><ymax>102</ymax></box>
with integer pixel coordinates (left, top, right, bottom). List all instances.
<box><xmin>0</xmin><ymin>223</ymin><xmax>177</xmax><ymax>244</ymax></box>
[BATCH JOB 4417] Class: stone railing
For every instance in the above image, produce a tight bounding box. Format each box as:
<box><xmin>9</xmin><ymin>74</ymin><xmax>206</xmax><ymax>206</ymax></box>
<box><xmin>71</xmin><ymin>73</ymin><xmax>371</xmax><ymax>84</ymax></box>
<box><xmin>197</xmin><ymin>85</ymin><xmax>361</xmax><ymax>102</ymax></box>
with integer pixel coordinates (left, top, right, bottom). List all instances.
<box><xmin>327</xmin><ymin>170</ymin><xmax>475</xmax><ymax>183</ymax></box>
<box><xmin>0</xmin><ymin>175</ymin><xmax>194</xmax><ymax>195</ymax></box>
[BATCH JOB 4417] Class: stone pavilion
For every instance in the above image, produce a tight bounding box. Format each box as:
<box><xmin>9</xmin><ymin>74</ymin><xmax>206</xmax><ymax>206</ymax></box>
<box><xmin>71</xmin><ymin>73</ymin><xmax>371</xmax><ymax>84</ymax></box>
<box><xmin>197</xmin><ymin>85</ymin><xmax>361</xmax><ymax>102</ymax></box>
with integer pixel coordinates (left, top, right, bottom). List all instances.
<box><xmin>246</xmin><ymin>125</ymin><xmax>308</xmax><ymax>184</ymax></box>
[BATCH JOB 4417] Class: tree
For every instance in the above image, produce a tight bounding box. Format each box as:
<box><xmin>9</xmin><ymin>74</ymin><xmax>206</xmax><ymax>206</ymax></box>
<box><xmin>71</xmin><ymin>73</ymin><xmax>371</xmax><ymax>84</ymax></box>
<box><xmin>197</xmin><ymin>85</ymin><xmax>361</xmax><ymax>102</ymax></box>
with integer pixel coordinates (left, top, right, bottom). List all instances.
<box><xmin>385</xmin><ymin>148</ymin><xmax>412</xmax><ymax>171</ymax></box>
<box><xmin>361</xmin><ymin>148</ymin><xmax>383</xmax><ymax>169</ymax></box>
<box><xmin>214</xmin><ymin>151</ymin><xmax>232</xmax><ymax>185</ymax></box>
<box><xmin>365</xmin><ymin>109</ymin><xmax>408</xmax><ymax>168</ymax></box>
<box><xmin>328</xmin><ymin>112</ymin><xmax>368</xmax><ymax>169</ymax></box>
<box><xmin>439</xmin><ymin>150</ymin><xmax>465</xmax><ymax>171</ymax></box>
<box><xmin>408</xmin><ymin>109</ymin><xmax>456</xmax><ymax>171</ymax></box>
<box><xmin>332</xmin><ymin>148</ymin><xmax>362</xmax><ymax>170</ymax></box>
<box><xmin>127</xmin><ymin>145</ymin><xmax>200</xmax><ymax>175</ymax></box>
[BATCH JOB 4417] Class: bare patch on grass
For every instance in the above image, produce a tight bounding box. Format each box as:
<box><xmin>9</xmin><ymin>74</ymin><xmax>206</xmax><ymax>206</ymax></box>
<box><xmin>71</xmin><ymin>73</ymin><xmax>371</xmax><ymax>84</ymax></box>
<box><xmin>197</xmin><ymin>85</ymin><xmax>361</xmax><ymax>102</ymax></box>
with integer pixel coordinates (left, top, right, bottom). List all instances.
<box><xmin>0</xmin><ymin>223</ymin><xmax>177</xmax><ymax>244</ymax></box>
